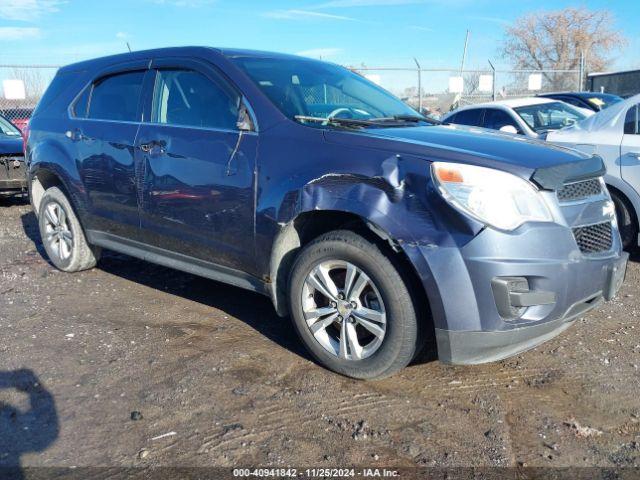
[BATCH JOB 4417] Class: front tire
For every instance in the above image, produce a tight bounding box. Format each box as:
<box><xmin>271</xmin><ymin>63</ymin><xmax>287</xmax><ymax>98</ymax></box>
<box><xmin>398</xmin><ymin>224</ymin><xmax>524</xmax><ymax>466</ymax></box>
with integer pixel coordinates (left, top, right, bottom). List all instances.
<box><xmin>611</xmin><ymin>190</ymin><xmax>637</xmax><ymax>251</ymax></box>
<box><xmin>38</xmin><ymin>187</ymin><xmax>101</xmax><ymax>272</ymax></box>
<box><xmin>288</xmin><ymin>230</ymin><xmax>422</xmax><ymax>380</ymax></box>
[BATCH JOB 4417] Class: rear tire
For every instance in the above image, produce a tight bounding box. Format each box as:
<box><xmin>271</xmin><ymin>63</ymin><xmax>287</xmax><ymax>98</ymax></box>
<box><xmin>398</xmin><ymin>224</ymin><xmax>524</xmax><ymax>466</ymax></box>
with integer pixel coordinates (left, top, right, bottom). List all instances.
<box><xmin>38</xmin><ymin>187</ymin><xmax>101</xmax><ymax>272</ymax></box>
<box><xmin>288</xmin><ymin>230</ymin><xmax>423</xmax><ymax>380</ymax></box>
<box><xmin>611</xmin><ymin>190</ymin><xmax>637</xmax><ymax>251</ymax></box>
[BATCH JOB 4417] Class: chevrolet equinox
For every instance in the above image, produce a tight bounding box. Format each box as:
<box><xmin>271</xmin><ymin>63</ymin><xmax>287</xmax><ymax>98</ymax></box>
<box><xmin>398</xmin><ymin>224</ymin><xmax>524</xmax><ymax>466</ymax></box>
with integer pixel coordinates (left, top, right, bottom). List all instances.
<box><xmin>25</xmin><ymin>47</ymin><xmax>628</xmax><ymax>379</ymax></box>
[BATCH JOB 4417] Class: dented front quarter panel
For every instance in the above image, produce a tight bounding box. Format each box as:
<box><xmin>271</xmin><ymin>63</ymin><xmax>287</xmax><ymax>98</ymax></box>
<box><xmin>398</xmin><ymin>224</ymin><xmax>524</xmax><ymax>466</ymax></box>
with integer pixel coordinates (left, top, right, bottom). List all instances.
<box><xmin>254</xmin><ymin>121</ymin><xmax>484</xmax><ymax>326</ymax></box>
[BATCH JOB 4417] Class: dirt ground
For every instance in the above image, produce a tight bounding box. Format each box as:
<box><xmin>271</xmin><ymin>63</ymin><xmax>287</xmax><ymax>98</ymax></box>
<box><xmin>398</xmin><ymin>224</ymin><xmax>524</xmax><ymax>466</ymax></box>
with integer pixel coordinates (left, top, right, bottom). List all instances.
<box><xmin>1</xmin><ymin>196</ymin><xmax>640</xmax><ymax>475</ymax></box>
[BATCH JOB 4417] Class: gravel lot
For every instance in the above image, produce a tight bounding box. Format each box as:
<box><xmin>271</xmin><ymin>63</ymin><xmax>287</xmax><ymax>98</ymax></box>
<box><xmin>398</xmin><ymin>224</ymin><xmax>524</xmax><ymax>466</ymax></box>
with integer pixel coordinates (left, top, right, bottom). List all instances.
<box><xmin>1</xmin><ymin>196</ymin><xmax>640</xmax><ymax>473</ymax></box>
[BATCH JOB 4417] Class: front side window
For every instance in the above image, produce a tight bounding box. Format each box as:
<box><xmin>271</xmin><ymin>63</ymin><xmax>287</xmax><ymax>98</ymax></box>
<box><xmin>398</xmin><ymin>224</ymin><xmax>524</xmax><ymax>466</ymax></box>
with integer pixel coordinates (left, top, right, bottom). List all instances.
<box><xmin>625</xmin><ymin>105</ymin><xmax>639</xmax><ymax>135</ymax></box>
<box><xmin>513</xmin><ymin>101</ymin><xmax>586</xmax><ymax>133</ymax></box>
<box><xmin>88</xmin><ymin>71</ymin><xmax>145</xmax><ymax>122</ymax></box>
<box><xmin>232</xmin><ymin>56</ymin><xmax>419</xmax><ymax>124</ymax></box>
<box><xmin>152</xmin><ymin>69</ymin><xmax>239</xmax><ymax>130</ymax></box>
<box><xmin>483</xmin><ymin>109</ymin><xmax>521</xmax><ymax>133</ymax></box>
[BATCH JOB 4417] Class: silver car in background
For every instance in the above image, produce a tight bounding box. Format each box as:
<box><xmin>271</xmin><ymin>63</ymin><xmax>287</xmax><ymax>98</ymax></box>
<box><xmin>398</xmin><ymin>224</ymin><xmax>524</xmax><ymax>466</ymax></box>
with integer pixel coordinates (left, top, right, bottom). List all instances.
<box><xmin>442</xmin><ymin>97</ymin><xmax>591</xmax><ymax>139</ymax></box>
<box><xmin>548</xmin><ymin>94</ymin><xmax>640</xmax><ymax>249</ymax></box>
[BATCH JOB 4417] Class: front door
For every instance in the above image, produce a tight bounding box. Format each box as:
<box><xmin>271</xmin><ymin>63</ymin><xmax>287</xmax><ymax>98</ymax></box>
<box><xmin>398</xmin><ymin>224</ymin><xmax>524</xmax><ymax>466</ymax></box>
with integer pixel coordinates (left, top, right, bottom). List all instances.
<box><xmin>136</xmin><ymin>60</ymin><xmax>257</xmax><ymax>272</ymax></box>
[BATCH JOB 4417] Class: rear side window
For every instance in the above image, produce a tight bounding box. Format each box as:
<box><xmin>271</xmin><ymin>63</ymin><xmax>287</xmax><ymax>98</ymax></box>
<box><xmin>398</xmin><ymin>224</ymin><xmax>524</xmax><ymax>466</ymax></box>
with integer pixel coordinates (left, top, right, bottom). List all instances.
<box><xmin>152</xmin><ymin>69</ymin><xmax>239</xmax><ymax>130</ymax></box>
<box><xmin>87</xmin><ymin>71</ymin><xmax>145</xmax><ymax>122</ymax></box>
<box><xmin>452</xmin><ymin>108</ymin><xmax>483</xmax><ymax>127</ymax></box>
<box><xmin>625</xmin><ymin>105</ymin><xmax>639</xmax><ymax>135</ymax></box>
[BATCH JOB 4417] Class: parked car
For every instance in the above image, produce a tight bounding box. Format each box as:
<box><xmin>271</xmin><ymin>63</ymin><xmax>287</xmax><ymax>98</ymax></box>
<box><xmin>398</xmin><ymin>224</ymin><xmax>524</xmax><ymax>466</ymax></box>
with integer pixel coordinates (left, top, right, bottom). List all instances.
<box><xmin>26</xmin><ymin>47</ymin><xmax>627</xmax><ymax>379</ymax></box>
<box><xmin>0</xmin><ymin>108</ymin><xmax>33</xmax><ymax>133</ymax></box>
<box><xmin>547</xmin><ymin>94</ymin><xmax>640</xmax><ymax>250</ymax></box>
<box><xmin>0</xmin><ymin>114</ymin><xmax>27</xmax><ymax>196</ymax></box>
<box><xmin>442</xmin><ymin>98</ymin><xmax>590</xmax><ymax>139</ymax></box>
<box><xmin>538</xmin><ymin>92</ymin><xmax>623</xmax><ymax>112</ymax></box>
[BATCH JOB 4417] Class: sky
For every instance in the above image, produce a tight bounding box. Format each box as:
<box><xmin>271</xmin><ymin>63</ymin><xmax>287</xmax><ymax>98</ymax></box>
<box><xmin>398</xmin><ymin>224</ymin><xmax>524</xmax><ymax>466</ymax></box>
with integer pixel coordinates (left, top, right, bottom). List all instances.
<box><xmin>0</xmin><ymin>0</ymin><xmax>638</xmax><ymax>72</ymax></box>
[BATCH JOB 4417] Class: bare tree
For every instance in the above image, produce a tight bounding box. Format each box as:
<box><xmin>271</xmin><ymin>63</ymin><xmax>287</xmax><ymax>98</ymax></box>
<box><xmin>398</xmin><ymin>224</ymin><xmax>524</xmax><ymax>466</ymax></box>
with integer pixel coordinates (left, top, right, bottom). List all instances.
<box><xmin>501</xmin><ymin>7</ymin><xmax>626</xmax><ymax>89</ymax></box>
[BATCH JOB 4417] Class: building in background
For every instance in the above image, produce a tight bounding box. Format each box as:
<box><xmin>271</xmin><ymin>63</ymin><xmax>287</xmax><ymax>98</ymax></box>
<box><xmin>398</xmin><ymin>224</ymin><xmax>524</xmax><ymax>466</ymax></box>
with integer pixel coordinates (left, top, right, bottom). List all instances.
<box><xmin>588</xmin><ymin>69</ymin><xmax>640</xmax><ymax>98</ymax></box>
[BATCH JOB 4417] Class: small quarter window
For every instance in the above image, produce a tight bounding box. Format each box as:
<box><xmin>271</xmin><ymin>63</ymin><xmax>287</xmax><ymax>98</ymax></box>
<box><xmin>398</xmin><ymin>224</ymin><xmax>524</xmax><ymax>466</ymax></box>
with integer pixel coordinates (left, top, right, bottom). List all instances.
<box><xmin>152</xmin><ymin>69</ymin><xmax>239</xmax><ymax>130</ymax></box>
<box><xmin>88</xmin><ymin>70</ymin><xmax>145</xmax><ymax>122</ymax></box>
<box><xmin>72</xmin><ymin>86</ymin><xmax>91</xmax><ymax>118</ymax></box>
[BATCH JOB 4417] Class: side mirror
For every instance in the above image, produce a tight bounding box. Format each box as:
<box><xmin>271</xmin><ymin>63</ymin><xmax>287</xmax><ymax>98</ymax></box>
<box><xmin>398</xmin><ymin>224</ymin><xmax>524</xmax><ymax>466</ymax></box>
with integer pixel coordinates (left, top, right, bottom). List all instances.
<box><xmin>499</xmin><ymin>125</ymin><xmax>518</xmax><ymax>135</ymax></box>
<box><xmin>237</xmin><ymin>100</ymin><xmax>255</xmax><ymax>132</ymax></box>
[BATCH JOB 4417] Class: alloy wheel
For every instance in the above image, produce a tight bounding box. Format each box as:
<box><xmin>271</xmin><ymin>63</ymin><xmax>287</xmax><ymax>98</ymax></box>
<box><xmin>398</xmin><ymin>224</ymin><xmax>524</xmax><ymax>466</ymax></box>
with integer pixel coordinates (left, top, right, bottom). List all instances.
<box><xmin>43</xmin><ymin>201</ymin><xmax>74</xmax><ymax>261</ymax></box>
<box><xmin>301</xmin><ymin>260</ymin><xmax>387</xmax><ymax>360</ymax></box>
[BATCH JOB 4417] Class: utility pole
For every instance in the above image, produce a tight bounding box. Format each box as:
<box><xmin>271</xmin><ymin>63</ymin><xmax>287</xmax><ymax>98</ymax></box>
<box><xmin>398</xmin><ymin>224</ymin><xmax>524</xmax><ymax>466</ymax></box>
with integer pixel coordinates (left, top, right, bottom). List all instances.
<box><xmin>488</xmin><ymin>59</ymin><xmax>496</xmax><ymax>101</ymax></box>
<box><xmin>413</xmin><ymin>57</ymin><xmax>422</xmax><ymax>113</ymax></box>
<box><xmin>460</xmin><ymin>30</ymin><xmax>470</xmax><ymax>75</ymax></box>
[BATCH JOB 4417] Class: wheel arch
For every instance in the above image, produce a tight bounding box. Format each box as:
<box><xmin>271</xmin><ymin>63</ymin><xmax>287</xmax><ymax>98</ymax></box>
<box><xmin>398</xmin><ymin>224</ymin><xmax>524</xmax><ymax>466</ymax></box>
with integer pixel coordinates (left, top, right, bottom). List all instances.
<box><xmin>268</xmin><ymin>209</ymin><xmax>430</xmax><ymax>325</ymax></box>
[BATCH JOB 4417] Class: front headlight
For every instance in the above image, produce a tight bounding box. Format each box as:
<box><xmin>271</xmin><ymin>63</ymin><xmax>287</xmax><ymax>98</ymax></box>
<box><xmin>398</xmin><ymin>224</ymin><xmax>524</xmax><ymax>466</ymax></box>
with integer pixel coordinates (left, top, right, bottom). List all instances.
<box><xmin>431</xmin><ymin>162</ymin><xmax>553</xmax><ymax>231</ymax></box>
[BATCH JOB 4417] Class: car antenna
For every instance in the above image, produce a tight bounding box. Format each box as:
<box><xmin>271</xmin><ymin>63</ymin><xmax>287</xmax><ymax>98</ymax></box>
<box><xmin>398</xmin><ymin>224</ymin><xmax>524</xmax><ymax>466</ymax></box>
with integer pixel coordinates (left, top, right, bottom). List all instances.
<box><xmin>126</xmin><ymin>42</ymin><xmax>132</xmax><ymax>53</ymax></box>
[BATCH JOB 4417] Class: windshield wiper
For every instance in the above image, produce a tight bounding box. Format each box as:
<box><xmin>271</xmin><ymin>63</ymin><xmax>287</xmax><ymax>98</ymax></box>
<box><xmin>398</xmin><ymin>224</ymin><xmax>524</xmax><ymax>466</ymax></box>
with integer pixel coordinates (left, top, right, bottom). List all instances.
<box><xmin>294</xmin><ymin>115</ymin><xmax>378</xmax><ymax>128</ymax></box>
<box><xmin>364</xmin><ymin>114</ymin><xmax>441</xmax><ymax>126</ymax></box>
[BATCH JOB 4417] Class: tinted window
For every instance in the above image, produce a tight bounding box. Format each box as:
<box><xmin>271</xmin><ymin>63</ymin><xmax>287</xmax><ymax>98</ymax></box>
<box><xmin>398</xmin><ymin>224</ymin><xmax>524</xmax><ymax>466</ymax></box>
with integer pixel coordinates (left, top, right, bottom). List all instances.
<box><xmin>483</xmin><ymin>109</ymin><xmax>520</xmax><ymax>132</ymax></box>
<box><xmin>88</xmin><ymin>71</ymin><xmax>145</xmax><ymax>122</ymax></box>
<box><xmin>72</xmin><ymin>86</ymin><xmax>90</xmax><ymax>118</ymax></box>
<box><xmin>451</xmin><ymin>108</ymin><xmax>483</xmax><ymax>126</ymax></box>
<box><xmin>625</xmin><ymin>105</ymin><xmax>639</xmax><ymax>135</ymax></box>
<box><xmin>152</xmin><ymin>69</ymin><xmax>239</xmax><ymax>130</ymax></box>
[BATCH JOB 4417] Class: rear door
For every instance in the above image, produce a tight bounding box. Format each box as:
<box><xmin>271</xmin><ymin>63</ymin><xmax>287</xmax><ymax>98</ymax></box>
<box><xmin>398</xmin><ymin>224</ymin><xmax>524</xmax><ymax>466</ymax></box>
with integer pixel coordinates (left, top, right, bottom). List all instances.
<box><xmin>621</xmin><ymin>104</ymin><xmax>640</xmax><ymax>187</ymax></box>
<box><xmin>135</xmin><ymin>58</ymin><xmax>258</xmax><ymax>272</ymax></box>
<box><xmin>72</xmin><ymin>62</ymin><xmax>148</xmax><ymax>239</ymax></box>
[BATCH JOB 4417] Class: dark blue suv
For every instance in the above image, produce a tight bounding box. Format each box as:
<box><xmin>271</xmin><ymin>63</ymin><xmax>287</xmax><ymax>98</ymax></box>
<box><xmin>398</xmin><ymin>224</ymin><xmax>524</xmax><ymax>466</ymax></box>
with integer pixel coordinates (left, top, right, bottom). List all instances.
<box><xmin>26</xmin><ymin>47</ymin><xmax>628</xmax><ymax>379</ymax></box>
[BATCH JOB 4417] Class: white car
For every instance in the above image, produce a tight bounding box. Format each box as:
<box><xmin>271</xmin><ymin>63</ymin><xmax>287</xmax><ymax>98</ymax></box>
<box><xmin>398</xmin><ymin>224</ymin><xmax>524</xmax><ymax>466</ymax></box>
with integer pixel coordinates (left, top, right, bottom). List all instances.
<box><xmin>442</xmin><ymin>97</ymin><xmax>592</xmax><ymax>139</ymax></box>
<box><xmin>547</xmin><ymin>94</ymin><xmax>640</xmax><ymax>249</ymax></box>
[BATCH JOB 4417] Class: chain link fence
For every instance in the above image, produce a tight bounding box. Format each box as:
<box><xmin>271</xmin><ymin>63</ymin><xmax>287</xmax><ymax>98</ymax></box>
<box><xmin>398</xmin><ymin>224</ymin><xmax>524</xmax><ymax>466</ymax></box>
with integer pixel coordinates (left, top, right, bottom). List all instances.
<box><xmin>350</xmin><ymin>66</ymin><xmax>583</xmax><ymax>117</ymax></box>
<box><xmin>0</xmin><ymin>63</ymin><xmax>582</xmax><ymax>129</ymax></box>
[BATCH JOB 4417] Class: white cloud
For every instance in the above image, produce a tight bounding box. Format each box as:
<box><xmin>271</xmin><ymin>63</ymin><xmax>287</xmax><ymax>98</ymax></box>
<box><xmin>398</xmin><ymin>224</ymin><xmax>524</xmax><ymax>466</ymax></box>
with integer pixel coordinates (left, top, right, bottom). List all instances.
<box><xmin>0</xmin><ymin>0</ymin><xmax>64</xmax><ymax>21</ymax></box>
<box><xmin>150</xmin><ymin>0</ymin><xmax>216</xmax><ymax>6</ymax></box>
<box><xmin>0</xmin><ymin>27</ymin><xmax>41</xmax><ymax>39</ymax></box>
<box><xmin>314</xmin><ymin>0</ymin><xmax>426</xmax><ymax>7</ymax></box>
<box><xmin>116</xmin><ymin>32</ymin><xmax>129</xmax><ymax>39</ymax></box>
<box><xmin>263</xmin><ymin>9</ymin><xmax>355</xmax><ymax>21</ymax></box>
<box><xmin>467</xmin><ymin>15</ymin><xmax>510</xmax><ymax>26</ymax></box>
<box><xmin>296</xmin><ymin>48</ymin><xmax>343</xmax><ymax>58</ymax></box>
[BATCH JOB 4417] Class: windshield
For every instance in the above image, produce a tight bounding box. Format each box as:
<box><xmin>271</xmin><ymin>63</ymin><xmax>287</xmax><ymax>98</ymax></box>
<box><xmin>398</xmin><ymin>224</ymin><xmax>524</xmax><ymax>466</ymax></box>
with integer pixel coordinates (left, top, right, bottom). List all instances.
<box><xmin>513</xmin><ymin>101</ymin><xmax>587</xmax><ymax>133</ymax></box>
<box><xmin>0</xmin><ymin>115</ymin><xmax>21</xmax><ymax>136</ymax></box>
<box><xmin>232</xmin><ymin>56</ymin><xmax>421</xmax><ymax>126</ymax></box>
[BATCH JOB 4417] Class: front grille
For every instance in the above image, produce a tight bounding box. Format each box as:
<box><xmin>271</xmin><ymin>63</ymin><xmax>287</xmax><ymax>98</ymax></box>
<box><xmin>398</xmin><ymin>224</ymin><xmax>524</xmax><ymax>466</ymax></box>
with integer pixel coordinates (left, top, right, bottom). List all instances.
<box><xmin>557</xmin><ymin>178</ymin><xmax>602</xmax><ymax>202</ymax></box>
<box><xmin>572</xmin><ymin>222</ymin><xmax>612</xmax><ymax>254</ymax></box>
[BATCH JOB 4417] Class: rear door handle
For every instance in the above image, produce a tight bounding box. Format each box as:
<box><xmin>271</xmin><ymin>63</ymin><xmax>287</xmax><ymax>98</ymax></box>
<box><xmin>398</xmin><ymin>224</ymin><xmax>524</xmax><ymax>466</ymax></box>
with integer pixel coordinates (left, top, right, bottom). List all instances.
<box><xmin>138</xmin><ymin>141</ymin><xmax>166</xmax><ymax>155</ymax></box>
<box><xmin>626</xmin><ymin>152</ymin><xmax>640</xmax><ymax>160</ymax></box>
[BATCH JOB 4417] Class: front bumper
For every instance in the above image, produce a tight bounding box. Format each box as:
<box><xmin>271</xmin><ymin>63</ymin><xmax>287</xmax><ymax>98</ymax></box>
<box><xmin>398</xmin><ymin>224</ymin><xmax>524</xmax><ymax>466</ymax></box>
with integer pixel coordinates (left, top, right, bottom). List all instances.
<box><xmin>404</xmin><ymin>221</ymin><xmax>627</xmax><ymax>365</ymax></box>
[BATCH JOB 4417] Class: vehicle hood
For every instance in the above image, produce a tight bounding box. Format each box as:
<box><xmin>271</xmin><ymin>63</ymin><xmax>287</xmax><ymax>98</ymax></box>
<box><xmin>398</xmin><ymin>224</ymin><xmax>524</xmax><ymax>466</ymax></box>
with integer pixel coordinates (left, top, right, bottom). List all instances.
<box><xmin>325</xmin><ymin>123</ymin><xmax>597</xmax><ymax>185</ymax></box>
<box><xmin>0</xmin><ymin>136</ymin><xmax>23</xmax><ymax>155</ymax></box>
<box><xmin>548</xmin><ymin>93</ymin><xmax>640</xmax><ymax>143</ymax></box>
